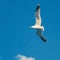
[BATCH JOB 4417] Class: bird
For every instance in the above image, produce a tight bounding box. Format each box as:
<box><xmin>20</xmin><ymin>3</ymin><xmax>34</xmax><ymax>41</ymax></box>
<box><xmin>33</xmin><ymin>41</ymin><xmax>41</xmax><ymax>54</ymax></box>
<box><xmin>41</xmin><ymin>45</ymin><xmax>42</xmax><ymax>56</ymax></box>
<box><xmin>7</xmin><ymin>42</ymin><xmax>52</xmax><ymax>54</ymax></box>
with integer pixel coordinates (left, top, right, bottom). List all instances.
<box><xmin>30</xmin><ymin>4</ymin><xmax>46</xmax><ymax>42</ymax></box>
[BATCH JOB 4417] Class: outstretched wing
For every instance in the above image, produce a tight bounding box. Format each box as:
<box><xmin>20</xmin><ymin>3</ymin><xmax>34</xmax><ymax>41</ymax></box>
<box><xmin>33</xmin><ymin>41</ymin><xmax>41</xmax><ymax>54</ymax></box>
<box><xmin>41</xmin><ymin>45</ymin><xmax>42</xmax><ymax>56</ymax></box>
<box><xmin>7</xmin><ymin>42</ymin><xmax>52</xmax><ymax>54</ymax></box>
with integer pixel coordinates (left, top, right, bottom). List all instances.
<box><xmin>35</xmin><ymin>4</ymin><xmax>41</xmax><ymax>26</ymax></box>
<box><xmin>36</xmin><ymin>29</ymin><xmax>46</xmax><ymax>42</ymax></box>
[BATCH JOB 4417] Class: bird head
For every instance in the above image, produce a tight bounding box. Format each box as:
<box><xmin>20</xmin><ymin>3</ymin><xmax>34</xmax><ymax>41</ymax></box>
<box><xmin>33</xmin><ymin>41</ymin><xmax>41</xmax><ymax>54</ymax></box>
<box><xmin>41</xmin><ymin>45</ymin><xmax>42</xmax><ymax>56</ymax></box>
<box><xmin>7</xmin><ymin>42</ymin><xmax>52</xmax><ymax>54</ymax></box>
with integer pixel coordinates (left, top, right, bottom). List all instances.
<box><xmin>42</xmin><ymin>26</ymin><xmax>44</xmax><ymax>31</ymax></box>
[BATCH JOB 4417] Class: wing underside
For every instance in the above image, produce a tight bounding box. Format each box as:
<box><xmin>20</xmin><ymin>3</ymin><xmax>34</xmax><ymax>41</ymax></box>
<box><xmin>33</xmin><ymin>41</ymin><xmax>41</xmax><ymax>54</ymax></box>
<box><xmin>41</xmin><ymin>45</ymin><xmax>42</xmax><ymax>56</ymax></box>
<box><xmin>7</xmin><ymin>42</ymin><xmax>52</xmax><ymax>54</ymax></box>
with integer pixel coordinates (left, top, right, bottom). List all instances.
<box><xmin>36</xmin><ymin>29</ymin><xmax>46</xmax><ymax>42</ymax></box>
<box><xmin>35</xmin><ymin>4</ymin><xmax>41</xmax><ymax>26</ymax></box>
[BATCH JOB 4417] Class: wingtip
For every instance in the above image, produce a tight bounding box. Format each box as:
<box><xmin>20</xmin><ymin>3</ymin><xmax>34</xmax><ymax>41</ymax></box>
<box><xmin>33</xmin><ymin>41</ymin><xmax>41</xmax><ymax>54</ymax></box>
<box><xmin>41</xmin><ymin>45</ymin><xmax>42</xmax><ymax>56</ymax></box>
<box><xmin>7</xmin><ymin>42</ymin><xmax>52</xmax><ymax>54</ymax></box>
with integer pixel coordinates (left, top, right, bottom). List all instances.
<box><xmin>37</xmin><ymin>3</ymin><xmax>40</xmax><ymax>7</ymax></box>
<box><xmin>36</xmin><ymin>4</ymin><xmax>40</xmax><ymax>11</ymax></box>
<box><xmin>41</xmin><ymin>37</ymin><xmax>47</xmax><ymax>42</ymax></box>
<box><xmin>43</xmin><ymin>40</ymin><xmax>47</xmax><ymax>42</ymax></box>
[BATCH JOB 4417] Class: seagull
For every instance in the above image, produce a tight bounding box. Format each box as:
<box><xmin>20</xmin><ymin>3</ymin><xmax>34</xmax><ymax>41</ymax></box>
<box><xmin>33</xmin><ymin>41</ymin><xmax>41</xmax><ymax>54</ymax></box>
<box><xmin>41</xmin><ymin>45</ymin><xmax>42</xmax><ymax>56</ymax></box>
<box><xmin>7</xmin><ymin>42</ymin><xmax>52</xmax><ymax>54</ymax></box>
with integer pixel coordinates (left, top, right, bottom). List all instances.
<box><xmin>30</xmin><ymin>4</ymin><xmax>46</xmax><ymax>42</ymax></box>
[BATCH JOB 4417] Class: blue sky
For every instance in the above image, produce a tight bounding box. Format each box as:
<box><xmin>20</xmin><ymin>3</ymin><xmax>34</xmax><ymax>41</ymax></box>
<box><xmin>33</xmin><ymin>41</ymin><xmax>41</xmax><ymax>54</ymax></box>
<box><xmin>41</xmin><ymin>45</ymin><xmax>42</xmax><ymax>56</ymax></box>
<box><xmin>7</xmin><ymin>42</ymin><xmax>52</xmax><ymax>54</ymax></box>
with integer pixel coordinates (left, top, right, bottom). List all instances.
<box><xmin>0</xmin><ymin>0</ymin><xmax>60</xmax><ymax>60</ymax></box>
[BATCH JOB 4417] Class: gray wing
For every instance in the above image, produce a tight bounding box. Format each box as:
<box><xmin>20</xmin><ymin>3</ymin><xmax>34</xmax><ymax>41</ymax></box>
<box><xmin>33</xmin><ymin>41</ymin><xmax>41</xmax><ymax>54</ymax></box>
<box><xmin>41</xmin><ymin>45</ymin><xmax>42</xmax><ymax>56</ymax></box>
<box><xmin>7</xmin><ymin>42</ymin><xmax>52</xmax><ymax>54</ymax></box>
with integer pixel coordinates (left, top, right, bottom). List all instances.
<box><xmin>35</xmin><ymin>4</ymin><xmax>41</xmax><ymax>25</ymax></box>
<box><xmin>36</xmin><ymin>29</ymin><xmax>46</xmax><ymax>42</ymax></box>
<box><xmin>35</xmin><ymin>4</ymin><xmax>40</xmax><ymax>20</ymax></box>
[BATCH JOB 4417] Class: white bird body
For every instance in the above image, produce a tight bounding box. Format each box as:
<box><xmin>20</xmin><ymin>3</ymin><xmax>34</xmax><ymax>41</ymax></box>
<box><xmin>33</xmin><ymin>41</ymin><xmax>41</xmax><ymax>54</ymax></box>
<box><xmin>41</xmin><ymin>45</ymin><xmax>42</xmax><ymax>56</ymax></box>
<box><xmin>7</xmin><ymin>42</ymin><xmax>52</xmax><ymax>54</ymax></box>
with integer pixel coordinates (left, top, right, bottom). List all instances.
<box><xmin>30</xmin><ymin>25</ymin><xmax>44</xmax><ymax>30</ymax></box>
<box><xmin>30</xmin><ymin>17</ymin><xmax>44</xmax><ymax>31</ymax></box>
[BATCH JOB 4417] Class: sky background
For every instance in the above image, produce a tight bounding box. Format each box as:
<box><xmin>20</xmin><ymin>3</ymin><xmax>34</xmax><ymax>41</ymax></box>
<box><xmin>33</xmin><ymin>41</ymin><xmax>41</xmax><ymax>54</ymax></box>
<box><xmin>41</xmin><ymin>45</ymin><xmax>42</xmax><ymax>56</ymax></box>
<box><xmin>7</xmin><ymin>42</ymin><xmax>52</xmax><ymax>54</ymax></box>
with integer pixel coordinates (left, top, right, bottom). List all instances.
<box><xmin>0</xmin><ymin>0</ymin><xmax>60</xmax><ymax>60</ymax></box>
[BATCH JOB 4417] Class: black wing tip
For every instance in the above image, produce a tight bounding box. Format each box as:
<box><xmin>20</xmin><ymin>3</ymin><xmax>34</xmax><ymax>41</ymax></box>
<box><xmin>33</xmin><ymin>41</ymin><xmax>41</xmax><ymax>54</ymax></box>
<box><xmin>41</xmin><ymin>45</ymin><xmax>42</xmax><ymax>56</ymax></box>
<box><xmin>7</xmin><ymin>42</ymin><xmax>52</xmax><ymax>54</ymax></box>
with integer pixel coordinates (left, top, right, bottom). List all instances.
<box><xmin>42</xmin><ymin>39</ymin><xmax>47</xmax><ymax>42</ymax></box>
<box><xmin>36</xmin><ymin>4</ymin><xmax>40</xmax><ymax>11</ymax></box>
<box><xmin>41</xmin><ymin>37</ymin><xmax>47</xmax><ymax>42</ymax></box>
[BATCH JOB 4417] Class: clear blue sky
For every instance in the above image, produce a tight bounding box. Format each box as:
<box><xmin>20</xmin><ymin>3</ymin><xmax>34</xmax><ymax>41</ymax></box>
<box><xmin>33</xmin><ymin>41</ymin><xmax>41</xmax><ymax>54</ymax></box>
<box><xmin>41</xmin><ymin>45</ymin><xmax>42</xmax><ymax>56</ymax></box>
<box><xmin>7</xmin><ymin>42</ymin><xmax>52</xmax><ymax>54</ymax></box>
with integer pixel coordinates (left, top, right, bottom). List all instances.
<box><xmin>0</xmin><ymin>0</ymin><xmax>60</xmax><ymax>60</ymax></box>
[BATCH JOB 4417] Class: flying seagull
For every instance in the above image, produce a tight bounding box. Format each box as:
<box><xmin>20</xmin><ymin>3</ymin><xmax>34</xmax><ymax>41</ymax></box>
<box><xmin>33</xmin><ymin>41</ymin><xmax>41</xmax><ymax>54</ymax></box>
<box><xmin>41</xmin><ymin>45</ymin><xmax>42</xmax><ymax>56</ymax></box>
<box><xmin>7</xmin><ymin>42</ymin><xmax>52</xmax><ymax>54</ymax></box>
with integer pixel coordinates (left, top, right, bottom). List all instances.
<box><xmin>30</xmin><ymin>4</ymin><xmax>46</xmax><ymax>42</ymax></box>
